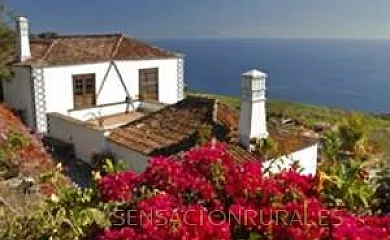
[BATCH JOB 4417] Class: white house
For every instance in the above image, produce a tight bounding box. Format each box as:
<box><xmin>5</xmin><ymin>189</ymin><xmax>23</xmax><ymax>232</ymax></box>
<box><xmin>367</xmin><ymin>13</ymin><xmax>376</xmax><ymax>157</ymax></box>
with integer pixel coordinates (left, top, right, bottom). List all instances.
<box><xmin>3</xmin><ymin>17</ymin><xmax>318</xmax><ymax>175</ymax></box>
<box><xmin>3</xmin><ymin>17</ymin><xmax>184</xmax><ymax>133</ymax></box>
<box><xmin>102</xmin><ymin>70</ymin><xmax>319</xmax><ymax>175</ymax></box>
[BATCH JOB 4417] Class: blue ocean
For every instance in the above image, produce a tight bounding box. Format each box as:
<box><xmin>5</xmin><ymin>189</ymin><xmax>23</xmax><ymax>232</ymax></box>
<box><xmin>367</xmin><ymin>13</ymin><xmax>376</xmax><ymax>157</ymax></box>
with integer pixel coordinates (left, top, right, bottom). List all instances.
<box><xmin>152</xmin><ymin>39</ymin><xmax>390</xmax><ymax>113</ymax></box>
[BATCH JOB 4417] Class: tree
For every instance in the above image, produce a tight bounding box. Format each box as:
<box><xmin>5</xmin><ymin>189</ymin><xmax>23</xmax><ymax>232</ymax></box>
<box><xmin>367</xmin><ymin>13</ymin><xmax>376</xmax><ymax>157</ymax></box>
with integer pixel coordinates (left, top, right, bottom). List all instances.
<box><xmin>0</xmin><ymin>2</ymin><xmax>14</xmax><ymax>81</ymax></box>
<box><xmin>37</xmin><ymin>31</ymin><xmax>58</xmax><ymax>39</ymax></box>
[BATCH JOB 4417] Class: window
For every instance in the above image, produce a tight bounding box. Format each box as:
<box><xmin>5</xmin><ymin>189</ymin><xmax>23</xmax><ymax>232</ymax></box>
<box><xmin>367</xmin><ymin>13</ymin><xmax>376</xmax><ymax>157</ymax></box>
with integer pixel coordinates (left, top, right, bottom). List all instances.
<box><xmin>139</xmin><ymin>68</ymin><xmax>159</xmax><ymax>101</ymax></box>
<box><xmin>73</xmin><ymin>74</ymin><xmax>96</xmax><ymax>109</ymax></box>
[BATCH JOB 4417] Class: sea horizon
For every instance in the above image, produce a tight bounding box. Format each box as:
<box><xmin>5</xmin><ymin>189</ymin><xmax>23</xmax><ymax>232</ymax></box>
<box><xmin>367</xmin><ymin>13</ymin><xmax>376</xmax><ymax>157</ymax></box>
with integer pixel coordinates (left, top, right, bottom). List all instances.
<box><xmin>152</xmin><ymin>38</ymin><xmax>390</xmax><ymax>114</ymax></box>
<box><xmin>147</xmin><ymin>36</ymin><xmax>390</xmax><ymax>41</ymax></box>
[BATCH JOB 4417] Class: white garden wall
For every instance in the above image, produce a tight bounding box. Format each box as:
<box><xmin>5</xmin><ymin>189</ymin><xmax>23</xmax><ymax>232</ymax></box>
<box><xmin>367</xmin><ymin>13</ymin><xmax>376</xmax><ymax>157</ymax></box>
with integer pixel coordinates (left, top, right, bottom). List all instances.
<box><xmin>263</xmin><ymin>143</ymin><xmax>318</xmax><ymax>176</ymax></box>
<box><xmin>47</xmin><ymin>113</ymin><xmax>107</xmax><ymax>163</ymax></box>
<box><xmin>47</xmin><ymin>112</ymin><xmax>150</xmax><ymax>170</ymax></box>
<box><xmin>106</xmin><ymin>141</ymin><xmax>149</xmax><ymax>173</ymax></box>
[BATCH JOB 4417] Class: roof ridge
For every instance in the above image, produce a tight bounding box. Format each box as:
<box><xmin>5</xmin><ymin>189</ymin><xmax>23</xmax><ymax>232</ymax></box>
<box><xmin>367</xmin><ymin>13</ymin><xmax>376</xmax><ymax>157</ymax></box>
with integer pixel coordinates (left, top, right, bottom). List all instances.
<box><xmin>51</xmin><ymin>33</ymin><xmax>122</xmax><ymax>39</ymax></box>
<box><xmin>30</xmin><ymin>39</ymin><xmax>54</xmax><ymax>44</ymax></box>
<box><xmin>119</xmin><ymin>34</ymin><xmax>179</xmax><ymax>57</ymax></box>
<box><xmin>111</xmin><ymin>34</ymin><xmax>124</xmax><ymax>58</ymax></box>
<box><xmin>42</xmin><ymin>39</ymin><xmax>58</xmax><ymax>60</ymax></box>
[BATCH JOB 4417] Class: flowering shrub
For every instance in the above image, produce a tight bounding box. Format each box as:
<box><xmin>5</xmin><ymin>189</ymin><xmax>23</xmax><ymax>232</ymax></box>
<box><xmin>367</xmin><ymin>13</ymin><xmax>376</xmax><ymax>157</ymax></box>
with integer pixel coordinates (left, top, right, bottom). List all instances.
<box><xmin>0</xmin><ymin>105</ymin><xmax>54</xmax><ymax>178</ymax></box>
<box><xmin>97</xmin><ymin>171</ymin><xmax>138</xmax><ymax>202</ymax></box>
<box><xmin>96</xmin><ymin>142</ymin><xmax>390</xmax><ymax>239</ymax></box>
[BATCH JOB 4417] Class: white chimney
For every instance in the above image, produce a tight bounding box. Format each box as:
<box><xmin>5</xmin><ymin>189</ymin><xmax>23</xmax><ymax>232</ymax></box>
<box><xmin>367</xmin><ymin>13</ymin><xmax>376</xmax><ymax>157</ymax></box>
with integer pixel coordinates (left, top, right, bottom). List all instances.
<box><xmin>238</xmin><ymin>69</ymin><xmax>269</xmax><ymax>149</ymax></box>
<box><xmin>15</xmin><ymin>16</ymin><xmax>31</xmax><ymax>62</ymax></box>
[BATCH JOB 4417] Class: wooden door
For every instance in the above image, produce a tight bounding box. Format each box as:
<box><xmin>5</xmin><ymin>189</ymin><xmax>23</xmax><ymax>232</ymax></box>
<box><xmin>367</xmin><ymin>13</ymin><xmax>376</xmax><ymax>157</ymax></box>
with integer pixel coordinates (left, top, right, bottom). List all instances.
<box><xmin>139</xmin><ymin>68</ymin><xmax>158</xmax><ymax>101</ymax></box>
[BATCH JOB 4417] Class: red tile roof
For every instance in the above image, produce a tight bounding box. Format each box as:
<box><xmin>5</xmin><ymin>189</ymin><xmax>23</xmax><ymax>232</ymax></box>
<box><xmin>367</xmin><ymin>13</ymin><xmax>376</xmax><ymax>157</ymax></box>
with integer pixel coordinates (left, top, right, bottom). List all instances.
<box><xmin>22</xmin><ymin>34</ymin><xmax>178</xmax><ymax>66</ymax></box>
<box><xmin>107</xmin><ymin>98</ymin><xmax>215</xmax><ymax>155</ymax></box>
<box><xmin>225</xmin><ymin>144</ymin><xmax>260</xmax><ymax>162</ymax></box>
<box><xmin>108</xmin><ymin>97</ymin><xmax>318</xmax><ymax>161</ymax></box>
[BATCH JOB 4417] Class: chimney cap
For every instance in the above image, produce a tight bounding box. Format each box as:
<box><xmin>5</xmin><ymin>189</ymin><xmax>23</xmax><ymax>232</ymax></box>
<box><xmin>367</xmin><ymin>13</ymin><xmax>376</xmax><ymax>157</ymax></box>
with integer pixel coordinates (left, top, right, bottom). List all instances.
<box><xmin>15</xmin><ymin>16</ymin><xmax>29</xmax><ymax>22</ymax></box>
<box><xmin>242</xmin><ymin>69</ymin><xmax>267</xmax><ymax>79</ymax></box>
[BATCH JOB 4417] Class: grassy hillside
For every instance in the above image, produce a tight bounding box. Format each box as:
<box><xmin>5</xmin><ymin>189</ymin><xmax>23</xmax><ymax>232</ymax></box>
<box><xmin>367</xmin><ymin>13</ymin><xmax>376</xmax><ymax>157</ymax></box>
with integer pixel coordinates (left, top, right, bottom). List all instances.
<box><xmin>188</xmin><ymin>91</ymin><xmax>390</xmax><ymax>159</ymax></box>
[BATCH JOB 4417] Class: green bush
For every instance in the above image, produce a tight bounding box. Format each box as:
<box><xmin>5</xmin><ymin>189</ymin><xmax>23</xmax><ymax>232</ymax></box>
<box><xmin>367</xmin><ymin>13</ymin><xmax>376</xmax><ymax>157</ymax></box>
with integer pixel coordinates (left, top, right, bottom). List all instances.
<box><xmin>338</xmin><ymin>114</ymin><xmax>366</xmax><ymax>153</ymax></box>
<box><xmin>0</xmin><ymin>168</ymin><xmax>111</xmax><ymax>240</ymax></box>
<box><xmin>0</xmin><ymin>131</ymin><xmax>28</xmax><ymax>179</ymax></box>
<box><xmin>318</xmin><ymin>160</ymin><xmax>374</xmax><ymax>213</ymax></box>
<box><xmin>91</xmin><ymin>150</ymin><xmax>127</xmax><ymax>176</ymax></box>
<box><xmin>372</xmin><ymin>169</ymin><xmax>390</xmax><ymax>215</ymax></box>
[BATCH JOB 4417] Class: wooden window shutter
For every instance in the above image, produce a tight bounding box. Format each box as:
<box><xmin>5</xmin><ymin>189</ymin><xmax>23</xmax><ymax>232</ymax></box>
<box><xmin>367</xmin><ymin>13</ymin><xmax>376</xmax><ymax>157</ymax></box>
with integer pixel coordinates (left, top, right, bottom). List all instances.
<box><xmin>72</xmin><ymin>73</ymin><xmax>96</xmax><ymax>109</ymax></box>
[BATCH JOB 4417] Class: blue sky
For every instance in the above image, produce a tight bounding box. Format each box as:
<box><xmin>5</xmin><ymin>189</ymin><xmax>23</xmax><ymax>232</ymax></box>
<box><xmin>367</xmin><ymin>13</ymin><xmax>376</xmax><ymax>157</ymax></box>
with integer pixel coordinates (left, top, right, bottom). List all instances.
<box><xmin>6</xmin><ymin>0</ymin><xmax>390</xmax><ymax>39</ymax></box>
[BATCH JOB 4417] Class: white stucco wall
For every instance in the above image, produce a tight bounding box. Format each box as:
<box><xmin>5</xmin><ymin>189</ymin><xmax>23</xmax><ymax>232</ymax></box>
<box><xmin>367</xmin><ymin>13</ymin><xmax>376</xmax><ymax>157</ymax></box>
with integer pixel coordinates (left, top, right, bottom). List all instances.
<box><xmin>47</xmin><ymin>113</ymin><xmax>107</xmax><ymax>163</ymax></box>
<box><xmin>263</xmin><ymin>143</ymin><xmax>318</xmax><ymax>176</ymax></box>
<box><xmin>114</xmin><ymin>59</ymin><xmax>180</xmax><ymax>105</ymax></box>
<box><xmin>43</xmin><ymin>58</ymin><xmax>180</xmax><ymax>119</ymax></box>
<box><xmin>106</xmin><ymin>141</ymin><xmax>149</xmax><ymax>173</ymax></box>
<box><xmin>3</xmin><ymin>66</ymin><xmax>35</xmax><ymax>128</ymax></box>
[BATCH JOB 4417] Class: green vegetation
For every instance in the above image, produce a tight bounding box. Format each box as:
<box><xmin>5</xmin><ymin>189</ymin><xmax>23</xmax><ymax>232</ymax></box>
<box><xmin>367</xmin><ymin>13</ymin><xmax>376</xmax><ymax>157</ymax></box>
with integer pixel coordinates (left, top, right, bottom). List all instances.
<box><xmin>373</xmin><ymin>169</ymin><xmax>390</xmax><ymax>214</ymax></box>
<box><xmin>254</xmin><ymin>137</ymin><xmax>279</xmax><ymax>159</ymax></box>
<box><xmin>0</xmin><ymin>131</ymin><xmax>28</xmax><ymax>179</ymax></box>
<box><xmin>0</xmin><ymin>93</ymin><xmax>389</xmax><ymax>239</ymax></box>
<box><xmin>1</xmin><ymin>167</ymin><xmax>111</xmax><ymax>240</ymax></box>
<box><xmin>0</xmin><ymin>3</ymin><xmax>14</xmax><ymax>81</ymax></box>
<box><xmin>321</xmin><ymin>114</ymin><xmax>376</xmax><ymax>162</ymax></box>
<box><xmin>318</xmin><ymin>160</ymin><xmax>374</xmax><ymax>214</ymax></box>
<box><xmin>316</xmin><ymin>114</ymin><xmax>379</xmax><ymax>213</ymax></box>
<box><xmin>189</xmin><ymin>91</ymin><xmax>390</xmax><ymax>214</ymax></box>
<box><xmin>2</xmin><ymin>143</ymin><xmax>390</xmax><ymax>239</ymax></box>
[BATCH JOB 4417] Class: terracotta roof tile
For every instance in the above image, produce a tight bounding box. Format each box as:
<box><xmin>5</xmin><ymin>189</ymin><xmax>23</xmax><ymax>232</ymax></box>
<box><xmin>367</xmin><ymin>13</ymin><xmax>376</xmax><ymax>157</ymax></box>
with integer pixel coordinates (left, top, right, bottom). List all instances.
<box><xmin>267</xmin><ymin>129</ymin><xmax>318</xmax><ymax>157</ymax></box>
<box><xmin>216</xmin><ymin>102</ymin><xmax>239</xmax><ymax>131</ymax></box>
<box><xmin>107</xmin><ymin>98</ymin><xmax>215</xmax><ymax>155</ymax></box>
<box><xmin>29</xmin><ymin>40</ymin><xmax>52</xmax><ymax>61</ymax></box>
<box><xmin>23</xmin><ymin>34</ymin><xmax>178</xmax><ymax>66</ymax></box>
<box><xmin>114</xmin><ymin>37</ymin><xmax>176</xmax><ymax>59</ymax></box>
<box><xmin>225</xmin><ymin>144</ymin><xmax>260</xmax><ymax>162</ymax></box>
<box><xmin>108</xmin><ymin>97</ymin><xmax>318</xmax><ymax>161</ymax></box>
